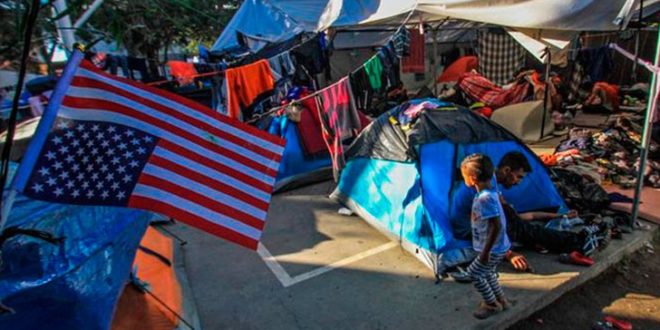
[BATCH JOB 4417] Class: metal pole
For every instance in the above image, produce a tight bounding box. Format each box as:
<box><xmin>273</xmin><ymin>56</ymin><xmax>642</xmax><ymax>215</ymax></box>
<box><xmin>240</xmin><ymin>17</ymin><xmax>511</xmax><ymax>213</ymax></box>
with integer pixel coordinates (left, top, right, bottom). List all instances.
<box><xmin>540</xmin><ymin>47</ymin><xmax>551</xmax><ymax>139</ymax></box>
<box><xmin>52</xmin><ymin>0</ymin><xmax>76</xmax><ymax>50</ymax></box>
<box><xmin>632</xmin><ymin>0</ymin><xmax>644</xmax><ymax>81</ymax></box>
<box><xmin>433</xmin><ymin>25</ymin><xmax>439</xmax><ymax>96</ymax></box>
<box><xmin>631</xmin><ymin>19</ymin><xmax>660</xmax><ymax>227</ymax></box>
<box><xmin>73</xmin><ymin>0</ymin><xmax>105</xmax><ymax>29</ymax></box>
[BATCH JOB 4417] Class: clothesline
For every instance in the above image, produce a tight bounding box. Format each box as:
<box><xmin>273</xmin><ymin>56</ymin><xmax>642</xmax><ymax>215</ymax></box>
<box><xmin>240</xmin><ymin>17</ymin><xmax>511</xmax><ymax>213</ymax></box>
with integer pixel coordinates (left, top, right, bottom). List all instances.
<box><xmin>146</xmin><ymin>34</ymin><xmax>321</xmax><ymax>87</ymax></box>
<box><xmin>146</xmin><ymin>70</ymin><xmax>222</xmax><ymax>86</ymax></box>
<box><xmin>608</xmin><ymin>43</ymin><xmax>660</xmax><ymax>74</ymax></box>
<box><xmin>247</xmin><ymin>1</ymin><xmax>421</xmax><ymax>124</ymax></box>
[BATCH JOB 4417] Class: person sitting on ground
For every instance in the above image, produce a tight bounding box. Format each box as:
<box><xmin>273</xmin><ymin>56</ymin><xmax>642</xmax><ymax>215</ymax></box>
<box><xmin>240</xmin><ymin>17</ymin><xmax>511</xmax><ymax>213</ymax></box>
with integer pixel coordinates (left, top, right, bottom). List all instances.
<box><xmin>581</xmin><ymin>81</ymin><xmax>620</xmax><ymax>113</ymax></box>
<box><xmin>450</xmin><ymin>152</ymin><xmax>608</xmax><ymax>271</ymax></box>
<box><xmin>460</xmin><ymin>153</ymin><xmax>513</xmax><ymax>319</ymax></box>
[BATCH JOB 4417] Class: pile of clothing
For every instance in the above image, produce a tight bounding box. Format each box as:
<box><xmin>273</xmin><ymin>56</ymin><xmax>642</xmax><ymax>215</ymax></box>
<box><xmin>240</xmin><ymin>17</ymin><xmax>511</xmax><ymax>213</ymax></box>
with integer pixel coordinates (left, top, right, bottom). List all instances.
<box><xmin>542</xmin><ymin>117</ymin><xmax>660</xmax><ymax>189</ymax></box>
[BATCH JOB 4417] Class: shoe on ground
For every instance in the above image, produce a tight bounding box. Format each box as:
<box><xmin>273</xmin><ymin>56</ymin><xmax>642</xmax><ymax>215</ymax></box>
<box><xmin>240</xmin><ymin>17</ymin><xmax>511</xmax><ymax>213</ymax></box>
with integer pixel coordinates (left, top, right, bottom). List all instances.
<box><xmin>580</xmin><ymin>224</ymin><xmax>610</xmax><ymax>255</ymax></box>
<box><xmin>497</xmin><ymin>297</ymin><xmax>515</xmax><ymax>311</ymax></box>
<box><xmin>559</xmin><ymin>251</ymin><xmax>594</xmax><ymax>266</ymax></box>
<box><xmin>448</xmin><ymin>268</ymin><xmax>472</xmax><ymax>283</ymax></box>
<box><xmin>603</xmin><ymin>316</ymin><xmax>633</xmax><ymax>330</ymax></box>
<box><xmin>473</xmin><ymin>301</ymin><xmax>502</xmax><ymax>319</ymax></box>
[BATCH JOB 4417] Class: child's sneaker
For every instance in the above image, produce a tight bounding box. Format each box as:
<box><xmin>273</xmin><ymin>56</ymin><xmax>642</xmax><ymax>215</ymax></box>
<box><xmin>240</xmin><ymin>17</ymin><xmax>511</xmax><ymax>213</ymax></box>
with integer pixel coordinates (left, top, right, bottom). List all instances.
<box><xmin>559</xmin><ymin>251</ymin><xmax>595</xmax><ymax>266</ymax></box>
<box><xmin>473</xmin><ymin>301</ymin><xmax>502</xmax><ymax>319</ymax></box>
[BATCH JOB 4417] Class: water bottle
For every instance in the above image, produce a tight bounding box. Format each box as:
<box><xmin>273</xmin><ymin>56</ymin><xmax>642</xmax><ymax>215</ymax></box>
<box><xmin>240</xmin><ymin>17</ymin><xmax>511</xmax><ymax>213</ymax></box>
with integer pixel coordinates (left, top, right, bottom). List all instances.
<box><xmin>559</xmin><ymin>215</ymin><xmax>571</xmax><ymax>231</ymax></box>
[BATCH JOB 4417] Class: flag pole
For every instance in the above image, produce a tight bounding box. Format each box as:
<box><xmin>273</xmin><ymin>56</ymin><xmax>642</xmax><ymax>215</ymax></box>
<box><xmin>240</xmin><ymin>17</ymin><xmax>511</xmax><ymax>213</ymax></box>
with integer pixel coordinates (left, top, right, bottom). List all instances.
<box><xmin>0</xmin><ymin>48</ymin><xmax>85</xmax><ymax>233</ymax></box>
<box><xmin>631</xmin><ymin>19</ymin><xmax>660</xmax><ymax>227</ymax></box>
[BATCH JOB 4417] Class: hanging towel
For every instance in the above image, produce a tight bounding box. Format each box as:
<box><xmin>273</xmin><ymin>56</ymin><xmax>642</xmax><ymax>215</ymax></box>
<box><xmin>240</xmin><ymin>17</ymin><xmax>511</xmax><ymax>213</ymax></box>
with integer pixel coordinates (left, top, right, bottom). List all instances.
<box><xmin>364</xmin><ymin>56</ymin><xmax>384</xmax><ymax>91</ymax></box>
<box><xmin>224</xmin><ymin>59</ymin><xmax>275</xmax><ymax>120</ymax></box>
<box><xmin>476</xmin><ymin>29</ymin><xmax>525</xmax><ymax>85</ymax></box>
<box><xmin>295</xmin><ymin>91</ymin><xmax>327</xmax><ymax>156</ymax></box>
<box><xmin>316</xmin><ymin>78</ymin><xmax>361</xmax><ymax>180</ymax></box>
<box><xmin>401</xmin><ymin>29</ymin><xmax>425</xmax><ymax>73</ymax></box>
<box><xmin>168</xmin><ymin>61</ymin><xmax>198</xmax><ymax>86</ymax></box>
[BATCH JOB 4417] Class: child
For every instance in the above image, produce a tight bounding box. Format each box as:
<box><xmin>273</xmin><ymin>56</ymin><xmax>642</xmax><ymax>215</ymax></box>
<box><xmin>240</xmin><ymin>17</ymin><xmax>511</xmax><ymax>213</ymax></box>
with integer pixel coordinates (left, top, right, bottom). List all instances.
<box><xmin>460</xmin><ymin>154</ymin><xmax>512</xmax><ymax>319</ymax></box>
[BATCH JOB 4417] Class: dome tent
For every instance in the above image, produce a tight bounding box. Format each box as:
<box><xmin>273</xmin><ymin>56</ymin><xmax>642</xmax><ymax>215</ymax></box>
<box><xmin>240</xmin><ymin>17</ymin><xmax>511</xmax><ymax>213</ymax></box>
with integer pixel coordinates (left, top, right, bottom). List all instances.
<box><xmin>330</xmin><ymin>99</ymin><xmax>568</xmax><ymax>272</ymax></box>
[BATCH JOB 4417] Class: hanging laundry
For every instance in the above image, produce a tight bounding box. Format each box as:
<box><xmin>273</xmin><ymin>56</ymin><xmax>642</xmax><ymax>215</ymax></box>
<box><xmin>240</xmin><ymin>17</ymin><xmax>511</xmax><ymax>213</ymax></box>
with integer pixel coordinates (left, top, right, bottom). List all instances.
<box><xmin>268</xmin><ymin>51</ymin><xmax>296</xmax><ymax>83</ymax></box>
<box><xmin>393</xmin><ymin>27</ymin><xmax>411</xmax><ymax>57</ymax></box>
<box><xmin>349</xmin><ymin>68</ymin><xmax>373</xmax><ymax>113</ymax></box>
<box><xmin>581</xmin><ymin>46</ymin><xmax>613</xmax><ymax>83</ymax></box>
<box><xmin>364</xmin><ymin>56</ymin><xmax>384</xmax><ymax>91</ymax></box>
<box><xmin>401</xmin><ymin>28</ymin><xmax>425</xmax><ymax>73</ymax></box>
<box><xmin>105</xmin><ymin>55</ymin><xmax>130</xmax><ymax>77</ymax></box>
<box><xmin>167</xmin><ymin>61</ymin><xmax>198</xmax><ymax>86</ymax></box>
<box><xmin>126</xmin><ymin>56</ymin><xmax>150</xmax><ymax>81</ymax></box>
<box><xmin>476</xmin><ymin>29</ymin><xmax>525</xmax><ymax>85</ymax></box>
<box><xmin>296</xmin><ymin>92</ymin><xmax>327</xmax><ymax>156</ymax></box>
<box><xmin>568</xmin><ymin>60</ymin><xmax>585</xmax><ymax>103</ymax></box>
<box><xmin>291</xmin><ymin>34</ymin><xmax>331</xmax><ymax>86</ymax></box>
<box><xmin>224</xmin><ymin>59</ymin><xmax>275</xmax><ymax>120</ymax></box>
<box><xmin>316</xmin><ymin>78</ymin><xmax>361</xmax><ymax>180</ymax></box>
<box><xmin>378</xmin><ymin>42</ymin><xmax>402</xmax><ymax>88</ymax></box>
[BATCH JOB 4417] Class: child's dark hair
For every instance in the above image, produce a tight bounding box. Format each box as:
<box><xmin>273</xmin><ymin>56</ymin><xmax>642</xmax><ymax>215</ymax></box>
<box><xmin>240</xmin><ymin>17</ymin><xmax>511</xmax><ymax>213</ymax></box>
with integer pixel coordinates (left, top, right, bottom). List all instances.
<box><xmin>461</xmin><ymin>154</ymin><xmax>494</xmax><ymax>182</ymax></box>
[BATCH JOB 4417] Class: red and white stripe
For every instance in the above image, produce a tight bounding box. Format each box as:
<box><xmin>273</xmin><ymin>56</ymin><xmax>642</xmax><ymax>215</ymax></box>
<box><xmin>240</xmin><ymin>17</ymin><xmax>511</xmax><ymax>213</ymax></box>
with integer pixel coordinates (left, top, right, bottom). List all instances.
<box><xmin>56</xmin><ymin>60</ymin><xmax>285</xmax><ymax>249</ymax></box>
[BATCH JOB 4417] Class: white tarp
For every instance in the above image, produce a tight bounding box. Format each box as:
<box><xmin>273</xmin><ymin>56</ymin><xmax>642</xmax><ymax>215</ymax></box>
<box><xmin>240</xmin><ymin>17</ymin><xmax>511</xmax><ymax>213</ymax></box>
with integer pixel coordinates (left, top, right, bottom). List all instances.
<box><xmin>506</xmin><ymin>29</ymin><xmax>574</xmax><ymax>64</ymax></box>
<box><xmin>213</xmin><ymin>0</ymin><xmax>655</xmax><ymax>52</ymax></box>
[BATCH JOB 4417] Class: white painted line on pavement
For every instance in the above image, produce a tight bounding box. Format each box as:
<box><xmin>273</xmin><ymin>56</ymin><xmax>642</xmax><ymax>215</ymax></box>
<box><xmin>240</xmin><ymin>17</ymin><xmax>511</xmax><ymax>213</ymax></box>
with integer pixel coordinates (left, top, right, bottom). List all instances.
<box><xmin>257</xmin><ymin>243</ymin><xmax>294</xmax><ymax>287</ymax></box>
<box><xmin>258</xmin><ymin>241</ymin><xmax>399</xmax><ymax>288</ymax></box>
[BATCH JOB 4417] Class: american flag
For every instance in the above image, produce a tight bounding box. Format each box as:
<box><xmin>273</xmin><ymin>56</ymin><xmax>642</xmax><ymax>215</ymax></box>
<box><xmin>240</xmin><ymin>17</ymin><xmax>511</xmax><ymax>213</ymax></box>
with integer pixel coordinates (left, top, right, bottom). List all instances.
<box><xmin>12</xmin><ymin>52</ymin><xmax>285</xmax><ymax>250</ymax></box>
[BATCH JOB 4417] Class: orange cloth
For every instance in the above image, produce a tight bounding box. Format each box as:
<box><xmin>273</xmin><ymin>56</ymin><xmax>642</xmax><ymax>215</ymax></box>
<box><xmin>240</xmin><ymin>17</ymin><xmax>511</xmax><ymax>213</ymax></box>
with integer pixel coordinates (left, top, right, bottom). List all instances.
<box><xmin>111</xmin><ymin>227</ymin><xmax>182</xmax><ymax>330</ymax></box>
<box><xmin>437</xmin><ymin>56</ymin><xmax>478</xmax><ymax>83</ymax></box>
<box><xmin>594</xmin><ymin>82</ymin><xmax>620</xmax><ymax>112</ymax></box>
<box><xmin>539</xmin><ymin>154</ymin><xmax>558</xmax><ymax>166</ymax></box>
<box><xmin>225</xmin><ymin>59</ymin><xmax>275</xmax><ymax>120</ymax></box>
<box><xmin>167</xmin><ymin>61</ymin><xmax>197</xmax><ymax>86</ymax></box>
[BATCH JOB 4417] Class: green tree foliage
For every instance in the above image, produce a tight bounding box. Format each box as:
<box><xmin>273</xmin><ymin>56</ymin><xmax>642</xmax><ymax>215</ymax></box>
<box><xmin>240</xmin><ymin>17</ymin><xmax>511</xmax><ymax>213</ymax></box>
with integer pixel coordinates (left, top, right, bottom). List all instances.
<box><xmin>82</xmin><ymin>0</ymin><xmax>239</xmax><ymax>58</ymax></box>
<box><xmin>0</xmin><ymin>0</ymin><xmax>239</xmax><ymax>71</ymax></box>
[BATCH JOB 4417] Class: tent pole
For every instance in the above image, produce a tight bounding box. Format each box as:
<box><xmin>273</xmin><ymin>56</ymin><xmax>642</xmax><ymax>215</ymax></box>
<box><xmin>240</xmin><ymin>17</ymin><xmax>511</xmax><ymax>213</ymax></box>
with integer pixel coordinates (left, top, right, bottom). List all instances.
<box><xmin>632</xmin><ymin>0</ymin><xmax>644</xmax><ymax>81</ymax></box>
<box><xmin>540</xmin><ymin>47</ymin><xmax>551</xmax><ymax>139</ymax></box>
<box><xmin>433</xmin><ymin>25</ymin><xmax>439</xmax><ymax>96</ymax></box>
<box><xmin>631</xmin><ymin>19</ymin><xmax>660</xmax><ymax>228</ymax></box>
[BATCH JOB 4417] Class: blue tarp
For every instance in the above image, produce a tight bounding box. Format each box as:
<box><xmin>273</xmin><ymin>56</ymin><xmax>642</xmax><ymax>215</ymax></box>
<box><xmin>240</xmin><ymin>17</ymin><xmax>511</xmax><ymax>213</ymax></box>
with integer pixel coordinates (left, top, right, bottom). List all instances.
<box><xmin>212</xmin><ymin>0</ymin><xmax>384</xmax><ymax>52</ymax></box>
<box><xmin>0</xmin><ymin>163</ymin><xmax>156</xmax><ymax>330</ymax></box>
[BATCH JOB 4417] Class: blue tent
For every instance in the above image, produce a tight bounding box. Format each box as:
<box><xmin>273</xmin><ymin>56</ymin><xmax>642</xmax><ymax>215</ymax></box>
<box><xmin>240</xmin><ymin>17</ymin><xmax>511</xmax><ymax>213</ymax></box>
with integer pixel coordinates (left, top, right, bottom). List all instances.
<box><xmin>267</xmin><ymin>115</ymin><xmax>332</xmax><ymax>192</ymax></box>
<box><xmin>0</xmin><ymin>164</ymin><xmax>157</xmax><ymax>330</ymax></box>
<box><xmin>331</xmin><ymin>99</ymin><xmax>567</xmax><ymax>271</ymax></box>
